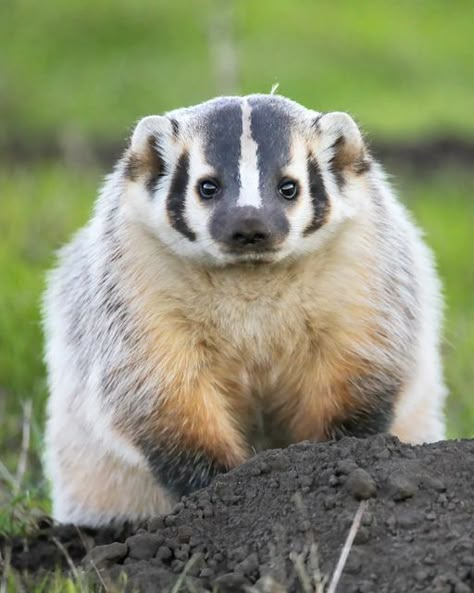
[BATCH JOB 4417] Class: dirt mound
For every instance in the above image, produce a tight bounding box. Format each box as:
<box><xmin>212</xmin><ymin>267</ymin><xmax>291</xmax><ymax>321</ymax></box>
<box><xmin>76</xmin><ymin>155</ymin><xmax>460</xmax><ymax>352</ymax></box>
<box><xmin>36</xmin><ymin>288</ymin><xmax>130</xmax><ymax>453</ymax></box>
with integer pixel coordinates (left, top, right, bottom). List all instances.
<box><xmin>3</xmin><ymin>435</ymin><xmax>474</xmax><ymax>593</ymax></box>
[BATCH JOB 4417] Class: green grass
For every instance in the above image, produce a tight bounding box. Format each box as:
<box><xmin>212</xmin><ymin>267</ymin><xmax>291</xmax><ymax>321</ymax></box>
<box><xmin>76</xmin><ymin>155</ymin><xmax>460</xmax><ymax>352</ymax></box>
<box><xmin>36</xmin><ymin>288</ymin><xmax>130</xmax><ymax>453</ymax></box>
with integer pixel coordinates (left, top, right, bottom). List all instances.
<box><xmin>402</xmin><ymin>173</ymin><xmax>474</xmax><ymax>438</ymax></box>
<box><xmin>0</xmin><ymin>165</ymin><xmax>472</xmax><ymax>534</ymax></box>
<box><xmin>0</xmin><ymin>165</ymin><xmax>100</xmax><ymax>527</ymax></box>
<box><xmin>1</xmin><ymin>566</ymin><xmax>128</xmax><ymax>593</ymax></box>
<box><xmin>1</xmin><ymin>0</ymin><xmax>473</xmax><ymax>145</ymax></box>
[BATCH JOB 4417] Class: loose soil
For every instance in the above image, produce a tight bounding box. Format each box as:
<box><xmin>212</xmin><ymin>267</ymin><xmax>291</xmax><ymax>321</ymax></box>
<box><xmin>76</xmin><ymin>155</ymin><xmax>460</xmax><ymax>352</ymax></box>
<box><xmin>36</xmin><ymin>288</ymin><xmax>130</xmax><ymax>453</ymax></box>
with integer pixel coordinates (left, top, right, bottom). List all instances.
<box><xmin>2</xmin><ymin>435</ymin><xmax>474</xmax><ymax>593</ymax></box>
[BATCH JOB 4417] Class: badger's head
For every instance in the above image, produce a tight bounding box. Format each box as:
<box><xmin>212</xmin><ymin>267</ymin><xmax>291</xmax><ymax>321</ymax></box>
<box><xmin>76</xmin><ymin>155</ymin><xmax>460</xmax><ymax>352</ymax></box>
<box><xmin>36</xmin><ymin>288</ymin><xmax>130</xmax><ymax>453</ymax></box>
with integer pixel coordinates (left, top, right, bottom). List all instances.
<box><xmin>122</xmin><ymin>94</ymin><xmax>371</xmax><ymax>266</ymax></box>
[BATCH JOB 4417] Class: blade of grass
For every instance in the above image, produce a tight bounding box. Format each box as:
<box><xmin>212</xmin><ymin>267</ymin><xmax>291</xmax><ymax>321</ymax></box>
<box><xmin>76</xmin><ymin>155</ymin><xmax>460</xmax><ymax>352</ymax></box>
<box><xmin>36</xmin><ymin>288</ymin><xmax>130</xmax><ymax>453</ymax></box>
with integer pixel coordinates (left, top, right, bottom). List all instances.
<box><xmin>326</xmin><ymin>501</ymin><xmax>367</xmax><ymax>593</ymax></box>
<box><xmin>14</xmin><ymin>400</ymin><xmax>32</xmax><ymax>494</ymax></box>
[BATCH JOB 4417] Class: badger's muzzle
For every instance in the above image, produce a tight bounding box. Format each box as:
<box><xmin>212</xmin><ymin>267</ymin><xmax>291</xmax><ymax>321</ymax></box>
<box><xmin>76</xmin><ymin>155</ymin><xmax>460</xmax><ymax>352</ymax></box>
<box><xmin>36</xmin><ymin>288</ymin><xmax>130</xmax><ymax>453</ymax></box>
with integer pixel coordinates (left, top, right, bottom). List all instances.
<box><xmin>211</xmin><ymin>206</ymin><xmax>289</xmax><ymax>255</ymax></box>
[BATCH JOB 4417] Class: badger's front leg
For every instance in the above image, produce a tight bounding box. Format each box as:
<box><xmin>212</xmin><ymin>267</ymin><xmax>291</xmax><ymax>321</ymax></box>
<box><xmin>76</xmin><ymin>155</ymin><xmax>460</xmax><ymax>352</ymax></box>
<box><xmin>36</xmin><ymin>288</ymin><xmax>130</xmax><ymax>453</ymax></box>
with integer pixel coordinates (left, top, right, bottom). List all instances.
<box><xmin>109</xmin><ymin>329</ymin><xmax>250</xmax><ymax>502</ymax></box>
<box><xmin>274</xmin><ymin>358</ymin><xmax>401</xmax><ymax>444</ymax></box>
<box><xmin>278</xmin><ymin>349</ymin><xmax>444</xmax><ymax>445</ymax></box>
<box><xmin>125</xmin><ymin>373</ymin><xmax>249</xmax><ymax>499</ymax></box>
<box><xmin>47</xmin><ymin>335</ymin><xmax>248</xmax><ymax>527</ymax></box>
<box><xmin>283</xmin><ymin>369</ymin><xmax>443</xmax><ymax>445</ymax></box>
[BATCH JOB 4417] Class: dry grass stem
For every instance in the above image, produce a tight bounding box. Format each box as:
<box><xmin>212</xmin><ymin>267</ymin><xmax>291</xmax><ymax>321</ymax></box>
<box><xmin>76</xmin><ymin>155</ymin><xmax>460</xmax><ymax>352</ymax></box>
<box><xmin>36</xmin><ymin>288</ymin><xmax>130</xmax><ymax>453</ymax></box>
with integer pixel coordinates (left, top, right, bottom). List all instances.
<box><xmin>14</xmin><ymin>400</ymin><xmax>32</xmax><ymax>493</ymax></box>
<box><xmin>170</xmin><ymin>553</ymin><xmax>202</xmax><ymax>593</ymax></box>
<box><xmin>0</xmin><ymin>546</ymin><xmax>11</xmax><ymax>593</ymax></box>
<box><xmin>326</xmin><ymin>501</ymin><xmax>368</xmax><ymax>593</ymax></box>
<box><xmin>52</xmin><ymin>536</ymin><xmax>84</xmax><ymax>589</ymax></box>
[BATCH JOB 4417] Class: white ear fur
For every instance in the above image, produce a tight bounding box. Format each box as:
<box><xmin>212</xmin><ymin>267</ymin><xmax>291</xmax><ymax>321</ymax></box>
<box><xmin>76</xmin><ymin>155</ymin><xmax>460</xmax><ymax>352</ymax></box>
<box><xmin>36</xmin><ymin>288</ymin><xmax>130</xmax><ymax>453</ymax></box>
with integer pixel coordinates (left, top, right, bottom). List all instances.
<box><xmin>124</xmin><ymin>116</ymin><xmax>177</xmax><ymax>186</ymax></box>
<box><xmin>130</xmin><ymin>115</ymin><xmax>173</xmax><ymax>154</ymax></box>
<box><xmin>318</xmin><ymin>112</ymin><xmax>368</xmax><ymax>174</ymax></box>
<box><xmin>320</xmin><ymin>111</ymin><xmax>363</xmax><ymax>151</ymax></box>
<box><xmin>319</xmin><ymin>112</ymin><xmax>362</xmax><ymax>144</ymax></box>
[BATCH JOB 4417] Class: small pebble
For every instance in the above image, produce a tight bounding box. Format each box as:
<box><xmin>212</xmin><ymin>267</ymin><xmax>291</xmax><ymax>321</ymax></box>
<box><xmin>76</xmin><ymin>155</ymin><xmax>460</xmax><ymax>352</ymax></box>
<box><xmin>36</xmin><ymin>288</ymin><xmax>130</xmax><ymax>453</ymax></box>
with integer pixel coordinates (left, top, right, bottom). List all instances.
<box><xmin>354</xmin><ymin>526</ymin><xmax>370</xmax><ymax>545</ymax></box>
<box><xmin>126</xmin><ymin>533</ymin><xmax>162</xmax><ymax>560</ymax></box>
<box><xmin>156</xmin><ymin>546</ymin><xmax>173</xmax><ymax>561</ymax></box>
<box><xmin>83</xmin><ymin>542</ymin><xmax>128</xmax><ymax>568</ymax></box>
<box><xmin>177</xmin><ymin>525</ymin><xmax>193</xmax><ymax>543</ymax></box>
<box><xmin>396</xmin><ymin>510</ymin><xmax>421</xmax><ymax>529</ymax></box>
<box><xmin>171</xmin><ymin>559</ymin><xmax>185</xmax><ymax>573</ymax></box>
<box><xmin>147</xmin><ymin>516</ymin><xmax>165</xmax><ymax>531</ymax></box>
<box><xmin>388</xmin><ymin>473</ymin><xmax>418</xmax><ymax>501</ymax></box>
<box><xmin>174</xmin><ymin>545</ymin><xmax>190</xmax><ymax>562</ymax></box>
<box><xmin>268</xmin><ymin>454</ymin><xmax>291</xmax><ymax>472</ymax></box>
<box><xmin>346</xmin><ymin>469</ymin><xmax>377</xmax><ymax>500</ymax></box>
<box><xmin>336</xmin><ymin>459</ymin><xmax>359</xmax><ymax>475</ymax></box>
<box><xmin>454</xmin><ymin>582</ymin><xmax>471</xmax><ymax>593</ymax></box>
<box><xmin>213</xmin><ymin>573</ymin><xmax>250</xmax><ymax>592</ymax></box>
<box><xmin>422</xmin><ymin>476</ymin><xmax>447</xmax><ymax>492</ymax></box>
<box><xmin>236</xmin><ymin>552</ymin><xmax>259</xmax><ymax>576</ymax></box>
<box><xmin>164</xmin><ymin>515</ymin><xmax>177</xmax><ymax>527</ymax></box>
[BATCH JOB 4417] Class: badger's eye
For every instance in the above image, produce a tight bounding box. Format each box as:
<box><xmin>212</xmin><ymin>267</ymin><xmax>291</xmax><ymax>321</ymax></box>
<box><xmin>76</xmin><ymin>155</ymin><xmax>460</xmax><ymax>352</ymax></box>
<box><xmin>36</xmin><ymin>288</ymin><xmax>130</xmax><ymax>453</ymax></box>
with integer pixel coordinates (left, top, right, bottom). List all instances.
<box><xmin>198</xmin><ymin>179</ymin><xmax>220</xmax><ymax>200</ymax></box>
<box><xmin>278</xmin><ymin>179</ymin><xmax>298</xmax><ymax>200</ymax></box>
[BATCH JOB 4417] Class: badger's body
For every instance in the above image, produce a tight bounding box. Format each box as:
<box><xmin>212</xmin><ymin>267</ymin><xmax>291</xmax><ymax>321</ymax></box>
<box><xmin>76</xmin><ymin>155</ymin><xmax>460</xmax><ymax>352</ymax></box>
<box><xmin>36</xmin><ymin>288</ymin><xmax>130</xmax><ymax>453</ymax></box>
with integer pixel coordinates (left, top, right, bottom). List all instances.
<box><xmin>44</xmin><ymin>94</ymin><xmax>446</xmax><ymax>526</ymax></box>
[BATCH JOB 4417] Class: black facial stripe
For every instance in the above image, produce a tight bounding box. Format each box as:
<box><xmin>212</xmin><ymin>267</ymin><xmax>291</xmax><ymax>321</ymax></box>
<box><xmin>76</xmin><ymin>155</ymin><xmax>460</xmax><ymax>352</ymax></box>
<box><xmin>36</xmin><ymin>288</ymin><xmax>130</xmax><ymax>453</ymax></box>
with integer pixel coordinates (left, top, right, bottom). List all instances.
<box><xmin>248</xmin><ymin>96</ymin><xmax>292</xmax><ymax>197</ymax></box>
<box><xmin>303</xmin><ymin>155</ymin><xmax>330</xmax><ymax>236</ymax></box>
<box><xmin>203</xmin><ymin>99</ymin><xmax>242</xmax><ymax>203</ymax></box>
<box><xmin>142</xmin><ymin>442</ymin><xmax>226</xmax><ymax>498</ymax></box>
<box><xmin>167</xmin><ymin>151</ymin><xmax>196</xmax><ymax>241</ymax></box>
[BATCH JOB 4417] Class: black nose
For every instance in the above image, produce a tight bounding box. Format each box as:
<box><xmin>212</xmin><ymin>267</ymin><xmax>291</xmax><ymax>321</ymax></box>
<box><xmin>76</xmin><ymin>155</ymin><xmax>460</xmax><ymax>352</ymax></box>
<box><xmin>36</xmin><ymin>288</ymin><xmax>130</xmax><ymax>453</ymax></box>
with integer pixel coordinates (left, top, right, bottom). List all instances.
<box><xmin>231</xmin><ymin>229</ymin><xmax>269</xmax><ymax>246</ymax></box>
<box><xmin>229</xmin><ymin>218</ymin><xmax>270</xmax><ymax>248</ymax></box>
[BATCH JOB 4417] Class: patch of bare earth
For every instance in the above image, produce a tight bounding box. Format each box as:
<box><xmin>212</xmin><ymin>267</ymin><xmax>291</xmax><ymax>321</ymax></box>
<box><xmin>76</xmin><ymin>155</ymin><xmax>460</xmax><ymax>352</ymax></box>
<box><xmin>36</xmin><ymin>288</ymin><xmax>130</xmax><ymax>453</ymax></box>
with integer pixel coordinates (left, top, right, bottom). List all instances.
<box><xmin>2</xmin><ymin>435</ymin><xmax>474</xmax><ymax>593</ymax></box>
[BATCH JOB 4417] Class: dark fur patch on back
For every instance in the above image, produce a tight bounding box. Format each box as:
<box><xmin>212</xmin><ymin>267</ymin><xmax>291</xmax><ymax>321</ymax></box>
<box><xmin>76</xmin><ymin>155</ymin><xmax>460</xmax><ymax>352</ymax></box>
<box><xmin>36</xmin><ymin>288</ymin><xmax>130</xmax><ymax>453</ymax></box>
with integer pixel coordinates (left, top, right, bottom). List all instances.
<box><xmin>166</xmin><ymin>150</ymin><xmax>196</xmax><ymax>241</ymax></box>
<box><xmin>303</xmin><ymin>154</ymin><xmax>330</xmax><ymax>236</ymax></box>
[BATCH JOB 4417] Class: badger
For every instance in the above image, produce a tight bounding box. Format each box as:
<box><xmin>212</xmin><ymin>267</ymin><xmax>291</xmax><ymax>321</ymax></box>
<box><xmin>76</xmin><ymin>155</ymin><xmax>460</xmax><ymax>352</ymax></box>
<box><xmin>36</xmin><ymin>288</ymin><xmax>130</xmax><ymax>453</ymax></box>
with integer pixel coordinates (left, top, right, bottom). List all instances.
<box><xmin>43</xmin><ymin>94</ymin><xmax>446</xmax><ymax>526</ymax></box>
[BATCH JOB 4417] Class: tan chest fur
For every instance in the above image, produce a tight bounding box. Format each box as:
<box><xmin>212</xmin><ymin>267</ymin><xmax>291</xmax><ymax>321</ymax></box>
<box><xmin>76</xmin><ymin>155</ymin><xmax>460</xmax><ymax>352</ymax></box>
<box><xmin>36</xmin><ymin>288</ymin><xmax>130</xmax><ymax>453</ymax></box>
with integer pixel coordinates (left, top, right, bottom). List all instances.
<box><xmin>118</xmin><ymin>220</ymin><xmax>382</xmax><ymax>460</ymax></box>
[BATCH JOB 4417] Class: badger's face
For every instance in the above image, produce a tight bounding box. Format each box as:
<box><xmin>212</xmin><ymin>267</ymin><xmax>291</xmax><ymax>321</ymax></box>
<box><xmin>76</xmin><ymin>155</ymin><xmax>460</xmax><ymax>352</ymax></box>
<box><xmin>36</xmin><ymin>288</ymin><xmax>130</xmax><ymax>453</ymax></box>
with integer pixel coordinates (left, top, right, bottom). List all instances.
<box><xmin>123</xmin><ymin>95</ymin><xmax>371</xmax><ymax>266</ymax></box>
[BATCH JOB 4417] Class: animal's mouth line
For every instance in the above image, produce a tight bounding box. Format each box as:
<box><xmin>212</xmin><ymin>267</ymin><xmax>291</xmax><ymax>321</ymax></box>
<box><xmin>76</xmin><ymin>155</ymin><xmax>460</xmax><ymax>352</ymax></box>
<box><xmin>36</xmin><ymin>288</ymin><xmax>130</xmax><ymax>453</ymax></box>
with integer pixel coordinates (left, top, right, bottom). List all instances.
<box><xmin>221</xmin><ymin>246</ymin><xmax>279</xmax><ymax>257</ymax></box>
<box><xmin>229</xmin><ymin>252</ymin><xmax>278</xmax><ymax>263</ymax></box>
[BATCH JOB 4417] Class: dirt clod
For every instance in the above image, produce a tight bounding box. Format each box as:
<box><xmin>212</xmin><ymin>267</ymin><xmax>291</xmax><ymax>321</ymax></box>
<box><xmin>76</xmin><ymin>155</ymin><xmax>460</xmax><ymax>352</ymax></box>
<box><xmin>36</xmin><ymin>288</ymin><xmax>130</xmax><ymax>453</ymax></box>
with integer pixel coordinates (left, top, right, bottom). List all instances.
<box><xmin>2</xmin><ymin>435</ymin><xmax>474</xmax><ymax>593</ymax></box>
<box><xmin>345</xmin><ymin>468</ymin><xmax>377</xmax><ymax>500</ymax></box>
<box><xmin>387</xmin><ymin>472</ymin><xmax>418</xmax><ymax>501</ymax></box>
<box><xmin>125</xmin><ymin>533</ymin><xmax>162</xmax><ymax>560</ymax></box>
<box><xmin>83</xmin><ymin>542</ymin><xmax>128</xmax><ymax>568</ymax></box>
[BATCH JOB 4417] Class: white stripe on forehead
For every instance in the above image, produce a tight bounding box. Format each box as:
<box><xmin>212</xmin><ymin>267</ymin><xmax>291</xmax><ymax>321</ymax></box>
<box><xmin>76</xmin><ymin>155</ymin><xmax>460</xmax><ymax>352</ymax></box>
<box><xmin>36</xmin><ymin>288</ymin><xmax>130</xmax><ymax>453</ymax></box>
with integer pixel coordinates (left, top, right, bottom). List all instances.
<box><xmin>237</xmin><ymin>99</ymin><xmax>262</xmax><ymax>208</ymax></box>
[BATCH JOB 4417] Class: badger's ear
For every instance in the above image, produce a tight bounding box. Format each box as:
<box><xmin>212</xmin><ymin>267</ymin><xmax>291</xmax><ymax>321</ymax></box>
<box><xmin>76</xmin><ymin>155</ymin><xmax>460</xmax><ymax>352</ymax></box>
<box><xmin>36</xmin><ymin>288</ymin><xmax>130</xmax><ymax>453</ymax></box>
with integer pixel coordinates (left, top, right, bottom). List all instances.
<box><xmin>124</xmin><ymin>115</ymin><xmax>177</xmax><ymax>192</ymax></box>
<box><xmin>315</xmin><ymin>112</ymin><xmax>371</xmax><ymax>185</ymax></box>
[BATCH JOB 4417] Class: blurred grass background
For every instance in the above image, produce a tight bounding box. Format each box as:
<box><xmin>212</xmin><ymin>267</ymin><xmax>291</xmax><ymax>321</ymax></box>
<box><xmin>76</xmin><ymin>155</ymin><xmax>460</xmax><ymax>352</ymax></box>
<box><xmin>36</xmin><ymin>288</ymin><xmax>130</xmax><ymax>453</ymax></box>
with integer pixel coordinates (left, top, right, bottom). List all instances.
<box><xmin>0</xmin><ymin>0</ymin><xmax>473</xmax><ymax>527</ymax></box>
